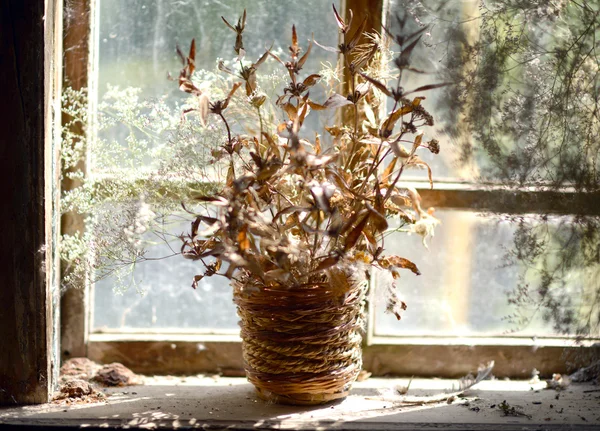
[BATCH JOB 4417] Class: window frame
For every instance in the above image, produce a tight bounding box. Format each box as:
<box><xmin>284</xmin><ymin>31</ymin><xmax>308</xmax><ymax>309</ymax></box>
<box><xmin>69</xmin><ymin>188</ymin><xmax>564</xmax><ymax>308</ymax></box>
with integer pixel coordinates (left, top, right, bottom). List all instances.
<box><xmin>0</xmin><ymin>0</ymin><xmax>62</xmax><ymax>405</ymax></box>
<box><xmin>61</xmin><ymin>0</ymin><xmax>600</xmax><ymax>379</ymax></box>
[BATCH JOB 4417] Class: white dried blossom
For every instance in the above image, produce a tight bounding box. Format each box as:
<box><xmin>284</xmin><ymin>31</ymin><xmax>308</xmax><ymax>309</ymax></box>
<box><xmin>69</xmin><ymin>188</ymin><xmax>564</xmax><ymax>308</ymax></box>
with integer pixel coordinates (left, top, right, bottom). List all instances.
<box><xmin>123</xmin><ymin>198</ymin><xmax>156</xmax><ymax>250</ymax></box>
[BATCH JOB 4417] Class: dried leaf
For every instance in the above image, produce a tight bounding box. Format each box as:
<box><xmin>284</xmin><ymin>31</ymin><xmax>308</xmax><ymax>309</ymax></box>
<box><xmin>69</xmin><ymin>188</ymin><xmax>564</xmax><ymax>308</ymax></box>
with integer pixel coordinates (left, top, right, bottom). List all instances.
<box><xmin>307</xmin><ymin>99</ymin><xmax>328</xmax><ymax>111</ymax></box>
<box><xmin>389</xmin><ymin>141</ymin><xmax>411</xmax><ymax>158</ymax></box>
<box><xmin>325</xmin><ymin>125</ymin><xmax>344</xmax><ymax>137</ymax></box>
<box><xmin>315</xmin><ymin>134</ymin><xmax>322</xmax><ymax>155</ymax></box>
<box><xmin>383</xmin><ymin>255</ymin><xmax>421</xmax><ymax>276</ymax></box>
<box><xmin>283</xmin><ymin>212</ymin><xmax>300</xmax><ymax>230</ymax></box>
<box><xmin>363</xmin><ymin>102</ymin><xmax>377</xmax><ymax>127</ymax></box>
<box><xmin>412</xmin><ymin>133</ymin><xmax>423</xmax><ymax>153</ymax></box>
<box><xmin>362</xmin><ymin>229</ymin><xmax>378</xmax><ymax>254</ymax></box>
<box><xmin>295</xmin><ymin>101</ymin><xmax>310</xmax><ymax>132</ymax></box>
<box><xmin>254</xmin><ymin>49</ymin><xmax>270</xmax><ymax>68</ymax></box>
<box><xmin>226</xmin><ymin>164</ymin><xmax>235</xmax><ymax>187</ymax></box>
<box><xmin>176</xmin><ymin>44</ymin><xmax>186</xmax><ymax>65</ymax></box>
<box><xmin>264</xmin><ymin>269</ymin><xmax>291</xmax><ymax>284</ymax></box>
<box><xmin>314</xmin><ymin>39</ymin><xmax>339</xmax><ymax>53</ymax></box>
<box><xmin>198</xmin><ymin>93</ymin><xmax>210</xmax><ymax>126</ymax></box>
<box><xmin>313</xmin><ymin>254</ymin><xmax>341</xmax><ymax>272</ymax></box>
<box><xmin>191</xmin><ymin>217</ymin><xmax>201</xmax><ymax>239</ymax></box>
<box><xmin>277</xmin><ymin>122</ymin><xmax>292</xmax><ymax>138</ymax></box>
<box><xmin>268</xmin><ymin>51</ymin><xmax>286</xmax><ymax>66</ymax></box>
<box><xmin>192</xmin><ymin>274</ymin><xmax>203</xmax><ymax>289</ymax></box>
<box><xmin>396</xmin><ymin>34</ymin><xmax>422</xmax><ymax>69</ymax></box>
<box><xmin>332</xmin><ymin>3</ymin><xmax>347</xmax><ymax>32</ymax></box>
<box><xmin>303</xmin><ymin>74</ymin><xmax>321</xmax><ymax>87</ymax></box>
<box><xmin>291</xmin><ymin>25</ymin><xmax>298</xmax><ymax>54</ymax></box>
<box><xmin>323</xmin><ymin>93</ymin><xmax>353</xmax><ymax>109</ymax></box>
<box><xmin>346</xmin><ymin>15</ymin><xmax>368</xmax><ymax>50</ymax></box>
<box><xmin>240</xmin><ymin>9</ymin><xmax>246</xmax><ymax>30</ymax></box>
<box><xmin>191</xmin><ymin>195</ymin><xmax>229</xmax><ymax>206</ymax></box>
<box><xmin>274</xmin><ymin>205</ymin><xmax>310</xmax><ymax>221</ymax></box>
<box><xmin>404</xmin><ymin>82</ymin><xmax>452</xmax><ymax>96</ymax></box>
<box><xmin>344</xmin><ymin>211</ymin><xmax>370</xmax><ymax>251</ymax></box>
<box><xmin>261</xmin><ymin>132</ymin><xmax>280</xmax><ymax>155</ymax></box>
<box><xmin>297</xmin><ymin>38</ymin><xmax>313</xmax><ymax>69</ymax></box>
<box><xmin>359</xmin><ymin>73</ymin><xmax>392</xmax><ymax>97</ymax></box>
<box><xmin>381</xmin><ymin>158</ymin><xmax>397</xmax><ymax>186</ymax></box>
<box><xmin>407</xmin><ymin>156</ymin><xmax>434</xmax><ymax>189</ymax></box>
<box><xmin>282</xmin><ymin>103</ymin><xmax>298</xmax><ymax>121</ymax></box>
<box><xmin>366</xmin><ymin>202</ymin><xmax>388</xmax><ymax>233</ymax></box>
<box><xmin>218</xmin><ymin>60</ymin><xmax>235</xmax><ymax>75</ymax></box>
<box><xmin>382</xmin><ymin>104</ymin><xmax>414</xmax><ymax>134</ymax></box>
<box><xmin>221</xmin><ymin>16</ymin><xmax>236</xmax><ymax>32</ymax></box>
<box><xmin>221</xmin><ymin>82</ymin><xmax>242</xmax><ymax>110</ymax></box>
<box><xmin>237</xmin><ymin>225</ymin><xmax>250</xmax><ymax>251</ymax></box>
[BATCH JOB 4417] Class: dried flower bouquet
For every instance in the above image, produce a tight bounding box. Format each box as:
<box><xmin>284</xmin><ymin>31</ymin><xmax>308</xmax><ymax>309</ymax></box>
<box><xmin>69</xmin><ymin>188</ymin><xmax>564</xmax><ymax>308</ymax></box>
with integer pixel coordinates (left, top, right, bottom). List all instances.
<box><xmin>175</xmin><ymin>6</ymin><xmax>443</xmax><ymax>404</ymax></box>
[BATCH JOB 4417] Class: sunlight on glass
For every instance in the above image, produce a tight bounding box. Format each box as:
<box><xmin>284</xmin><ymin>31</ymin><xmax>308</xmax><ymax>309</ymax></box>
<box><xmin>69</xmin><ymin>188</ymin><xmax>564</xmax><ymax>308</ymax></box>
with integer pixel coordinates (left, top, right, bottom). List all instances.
<box><xmin>374</xmin><ymin>210</ymin><xmax>593</xmax><ymax>337</ymax></box>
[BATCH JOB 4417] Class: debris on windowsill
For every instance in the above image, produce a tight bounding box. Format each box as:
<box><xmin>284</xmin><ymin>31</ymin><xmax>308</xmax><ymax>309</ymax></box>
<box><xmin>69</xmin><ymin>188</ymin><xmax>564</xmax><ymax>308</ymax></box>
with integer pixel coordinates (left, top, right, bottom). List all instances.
<box><xmin>545</xmin><ymin>373</ymin><xmax>571</xmax><ymax>391</ymax></box>
<box><xmin>52</xmin><ymin>379</ymin><xmax>107</xmax><ymax>405</ymax></box>
<box><xmin>53</xmin><ymin>358</ymin><xmax>143</xmax><ymax>404</ymax></box>
<box><xmin>497</xmin><ymin>399</ymin><xmax>532</xmax><ymax>419</ymax></box>
<box><xmin>569</xmin><ymin>359</ymin><xmax>600</xmax><ymax>384</ymax></box>
<box><xmin>92</xmin><ymin>362</ymin><xmax>143</xmax><ymax>387</ymax></box>
<box><xmin>370</xmin><ymin>361</ymin><xmax>495</xmax><ymax>406</ymax></box>
<box><xmin>60</xmin><ymin>358</ymin><xmax>143</xmax><ymax>387</ymax></box>
<box><xmin>528</xmin><ymin>368</ymin><xmax>541</xmax><ymax>385</ymax></box>
<box><xmin>59</xmin><ymin>357</ymin><xmax>101</xmax><ymax>383</ymax></box>
<box><xmin>395</xmin><ymin>377</ymin><xmax>412</xmax><ymax>395</ymax></box>
<box><xmin>356</xmin><ymin>370</ymin><xmax>372</xmax><ymax>382</ymax></box>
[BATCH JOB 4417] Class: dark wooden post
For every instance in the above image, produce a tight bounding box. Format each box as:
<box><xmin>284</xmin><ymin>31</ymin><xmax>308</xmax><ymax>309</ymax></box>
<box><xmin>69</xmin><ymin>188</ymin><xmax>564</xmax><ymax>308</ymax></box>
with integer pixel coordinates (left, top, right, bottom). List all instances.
<box><xmin>0</xmin><ymin>0</ymin><xmax>61</xmax><ymax>405</ymax></box>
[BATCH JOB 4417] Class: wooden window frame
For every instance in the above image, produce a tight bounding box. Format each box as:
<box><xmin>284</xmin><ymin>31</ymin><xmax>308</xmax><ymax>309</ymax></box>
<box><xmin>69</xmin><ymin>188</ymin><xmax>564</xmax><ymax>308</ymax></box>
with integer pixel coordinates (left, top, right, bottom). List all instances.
<box><xmin>60</xmin><ymin>0</ymin><xmax>600</xmax><ymax>382</ymax></box>
<box><xmin>0</xmin><ymin>0</ymin><xmax>62</xmax><ymax>405</ymax></box>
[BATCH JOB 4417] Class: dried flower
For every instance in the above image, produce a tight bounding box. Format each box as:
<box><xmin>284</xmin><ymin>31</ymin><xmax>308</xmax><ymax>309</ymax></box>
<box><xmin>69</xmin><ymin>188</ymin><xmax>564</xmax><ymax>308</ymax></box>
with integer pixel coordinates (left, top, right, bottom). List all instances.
<box><xmin>172</xmin><ymin>8</ymin><xmax>445</xmax><ymax>320</ymax></box>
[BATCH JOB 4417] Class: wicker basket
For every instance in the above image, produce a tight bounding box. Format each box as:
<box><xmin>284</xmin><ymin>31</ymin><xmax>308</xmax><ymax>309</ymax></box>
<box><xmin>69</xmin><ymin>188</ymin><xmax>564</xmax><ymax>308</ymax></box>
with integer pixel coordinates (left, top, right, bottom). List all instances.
<box><xmin>233</xmin><ymin>270</ymin><xmax>367</xmax><ymax>405</ymax></box>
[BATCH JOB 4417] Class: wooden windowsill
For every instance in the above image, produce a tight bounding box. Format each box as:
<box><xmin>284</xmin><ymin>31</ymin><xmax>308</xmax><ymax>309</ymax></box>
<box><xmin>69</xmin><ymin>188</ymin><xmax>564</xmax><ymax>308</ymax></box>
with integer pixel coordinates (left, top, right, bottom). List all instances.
<box><xmin>1</xmin><ymin>376</ymin><xmax>598</xmax><ymax>430</ymax></box>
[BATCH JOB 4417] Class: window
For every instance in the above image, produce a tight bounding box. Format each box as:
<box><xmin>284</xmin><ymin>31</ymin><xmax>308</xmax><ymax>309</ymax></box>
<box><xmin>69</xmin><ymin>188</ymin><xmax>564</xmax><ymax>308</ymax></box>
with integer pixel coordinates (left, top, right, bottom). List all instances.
<box><xmin>61</xmin><ymin>0</ymin><xmax>600</xmax><ymax>379</ymax></box>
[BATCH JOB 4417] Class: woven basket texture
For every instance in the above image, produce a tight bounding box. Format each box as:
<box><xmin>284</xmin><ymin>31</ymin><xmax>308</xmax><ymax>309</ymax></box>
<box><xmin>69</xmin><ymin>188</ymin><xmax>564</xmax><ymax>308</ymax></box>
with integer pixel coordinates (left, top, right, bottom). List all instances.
<box><xmin>234</xmin><ymin>269</ymin><xmax>367</xmax><ymax>405</ymax></box>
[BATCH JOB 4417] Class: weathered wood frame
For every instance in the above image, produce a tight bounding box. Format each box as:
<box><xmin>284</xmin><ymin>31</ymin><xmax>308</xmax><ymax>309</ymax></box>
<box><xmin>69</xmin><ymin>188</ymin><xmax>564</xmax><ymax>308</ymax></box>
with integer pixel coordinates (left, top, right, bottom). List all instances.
<box><xmin>60</xmin><ymin>0</ymin><xmax>96</xmax><ymax>362</ymax></box>
<box><xmin>60</xmin><ymin>0</ymin><xmax>599</xmax><ymax>379</ymax></box>
<box><xmin>0</xmin><ymin>0</ymin><xmax>62</xmax><ymax>405</ymax></box>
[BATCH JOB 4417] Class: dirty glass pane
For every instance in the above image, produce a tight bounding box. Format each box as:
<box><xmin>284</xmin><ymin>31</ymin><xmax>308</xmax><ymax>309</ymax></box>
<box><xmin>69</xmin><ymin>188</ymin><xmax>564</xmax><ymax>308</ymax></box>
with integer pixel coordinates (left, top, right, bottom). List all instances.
<box><xmin>91</xmin><ymin>0</ymin><xmax>340</xmax><ymax>332</ymax></box>
<box><xmin>385</xmin><ymin>0</ymin><xmax>483</xmax><ymax>181</ymax></box>
<box><xmin>374</xmin><ymin>210</ymin><xmax>595</xmax><ymax>337</ymax></box>
<box><xmin>385</xmin><ymin>0</ymin><xmax>593</xmax><ymax>184</ymax></box>
<box><xmin>92</xmin><ymin>218</ymin><xmax>238</xmax><ymax>331</ymax></box>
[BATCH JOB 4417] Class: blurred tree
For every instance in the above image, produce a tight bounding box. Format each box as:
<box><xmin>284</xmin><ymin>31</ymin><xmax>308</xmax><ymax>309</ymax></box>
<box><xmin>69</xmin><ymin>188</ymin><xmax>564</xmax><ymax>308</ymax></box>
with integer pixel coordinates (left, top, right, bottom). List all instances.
<box><xmin>435</xmin><ymin>0</ymin><xmax>600</xmax><ymax>336</ymax></box>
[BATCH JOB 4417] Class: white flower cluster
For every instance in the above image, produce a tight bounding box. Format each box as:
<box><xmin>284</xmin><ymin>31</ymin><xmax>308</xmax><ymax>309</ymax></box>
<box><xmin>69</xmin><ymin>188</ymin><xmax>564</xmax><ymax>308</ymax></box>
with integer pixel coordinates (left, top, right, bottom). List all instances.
<box><xmin>123</xmin><ymin>198</ymin><xmax>156</xmax><ymax>250</ymax></box>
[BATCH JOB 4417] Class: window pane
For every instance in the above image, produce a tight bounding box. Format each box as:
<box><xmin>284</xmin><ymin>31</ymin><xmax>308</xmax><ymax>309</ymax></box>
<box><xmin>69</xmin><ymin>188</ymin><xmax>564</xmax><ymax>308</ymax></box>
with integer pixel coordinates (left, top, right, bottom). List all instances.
<box><xmin>92</xmin><ymin>227</ymin><xmax>238</xmax><ymax>331</ymax></box>
<box><xmin>374</xmin><ymin>210</ymin><xmax>595</xmax><ymax>337</ymax></box>
<box><xmin>91</xmin><ymin>0</ymin><xmax>341</xmax><ymax>332</ymax></box>
<box><xmin>98</xmin><ymin>0</ymin><xmax>340</xmax><ymax>97</ymax></box>
<box><xmin>386</xmin><ymin>0</ymin><xmax>483</xmax><ymax>181</ymax></box>
<box><xmin>386</xmin><ymin>0</ymin><xmax>598</xmax><ymax>185</ymax></box>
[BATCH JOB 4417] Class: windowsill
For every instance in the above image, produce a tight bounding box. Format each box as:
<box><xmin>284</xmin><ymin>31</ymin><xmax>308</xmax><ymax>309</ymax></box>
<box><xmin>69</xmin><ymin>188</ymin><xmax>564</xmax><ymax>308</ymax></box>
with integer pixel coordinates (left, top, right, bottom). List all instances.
<box><xmin>88</xmin><ymin>332</ymin><xmax>600</xmax><ymax>347</ymax></box>
<box><xmin>1</xmin><ymin>377</ymin><xmax>598</xmax><ymax>430</ymax></box>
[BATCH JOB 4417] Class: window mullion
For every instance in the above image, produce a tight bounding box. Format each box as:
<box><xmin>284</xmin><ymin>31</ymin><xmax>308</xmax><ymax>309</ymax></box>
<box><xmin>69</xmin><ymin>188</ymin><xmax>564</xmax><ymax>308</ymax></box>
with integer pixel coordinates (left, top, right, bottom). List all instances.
<box><xmin>61</xmin><ymin>0</ymin><xmax>95</xmax><ymax>361</ymax></box>
<box><xmin>340</xmin><ymin>0</ymin><xmax>386</xmax><ymax>345</ymax></box>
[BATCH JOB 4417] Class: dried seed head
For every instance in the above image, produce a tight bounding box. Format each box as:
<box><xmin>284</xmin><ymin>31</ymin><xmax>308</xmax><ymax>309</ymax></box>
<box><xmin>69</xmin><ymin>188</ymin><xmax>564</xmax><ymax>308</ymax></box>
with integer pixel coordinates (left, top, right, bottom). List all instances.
<box><xmin>428</xmin><ymin>139</ymin><xmax>440</xmax><ymax>154</ymax></box>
